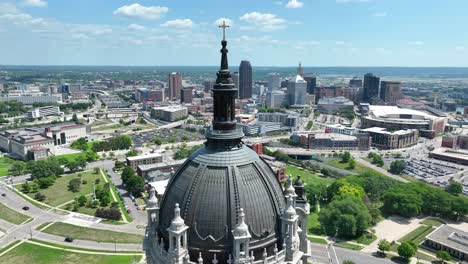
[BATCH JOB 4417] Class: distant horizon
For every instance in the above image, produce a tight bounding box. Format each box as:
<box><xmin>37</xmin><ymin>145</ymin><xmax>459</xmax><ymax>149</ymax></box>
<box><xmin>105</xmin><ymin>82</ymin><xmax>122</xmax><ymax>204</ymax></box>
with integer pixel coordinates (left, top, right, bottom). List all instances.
<box><xmin>2</xmin><ymin>65</ymin><xmax>468</xmax><ymax>68</ymax></box>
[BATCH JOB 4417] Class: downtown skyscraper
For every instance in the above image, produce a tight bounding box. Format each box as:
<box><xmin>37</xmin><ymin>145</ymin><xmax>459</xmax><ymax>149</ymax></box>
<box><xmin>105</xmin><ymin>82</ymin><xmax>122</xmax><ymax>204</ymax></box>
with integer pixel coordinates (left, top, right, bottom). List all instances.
<box><xmin>362</xmin><ymin>73</ymin><xmax>380</xmax><ymax>102</ymax></box>
<box><xmin>239</xmin><ymin>60</ymin><xmax>252</xmax><ymax>99</ymax></box>
<box><xmin>168</xmin><ymin>72</ymin><xmax>183</xmax><ymax>100</ymax></box>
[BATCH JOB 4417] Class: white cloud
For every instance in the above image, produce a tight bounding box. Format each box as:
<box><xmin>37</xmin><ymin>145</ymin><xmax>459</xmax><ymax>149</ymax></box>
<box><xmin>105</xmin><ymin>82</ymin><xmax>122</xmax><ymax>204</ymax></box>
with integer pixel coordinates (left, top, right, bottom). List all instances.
<box><xmin>294</xmin><ymin>40</ymin><xmax>320</xmax><ymax>50</ymax></box>
<box><xmin>0</xmin><ymin>3</ymin><xmax>46</xmax><ymax>25</ymax></box>
<box><xmin>22</xmin><ymin>0</ymin><xmax>47</xmax><ymax>8</ymax></box>
<box><xmin>160</xmin><ymin>19</ymin><xmax>193</xmax><ymax>29</ymax></box>
<box><xmin>409</xmin><ymin>41</ymin><xmax>424</xmax><ymax>46</ymax></box>
<box><xmin>335</xmin><ymin>41</ymin><xmax>345</xmax><ymax>45</ymax></box>
<box><xmin>239</xmin><ymin>12</ymin><xmax>286</xmax><ymax>31</ymax></box>
<box><xmin>214</xmin><ymin>18</ymin><xmax>233</xmax><ymax>27</ymax></box>
<box><xmin>286</xmin><ymin>0</ymin><xmax>304</xmax><ymax>8</ymax></box>
<box><xmin>114</xmin><ymin>3</ymin><xmax>168</xmax><ymax>20</ymax></box>
<box><xmin>372</xmin><ymin>12</ymin><xmax>387</xmax><ymax>17</ymax></box>
<box><xmin>455</xmin><ymin>46</ymin><xmax>465</xmax><ymax>51</ymax></box>
<box><xmin>127</xmin><ymin>23</ymin><xmax>145</xmax><ymax>31</ymax></box>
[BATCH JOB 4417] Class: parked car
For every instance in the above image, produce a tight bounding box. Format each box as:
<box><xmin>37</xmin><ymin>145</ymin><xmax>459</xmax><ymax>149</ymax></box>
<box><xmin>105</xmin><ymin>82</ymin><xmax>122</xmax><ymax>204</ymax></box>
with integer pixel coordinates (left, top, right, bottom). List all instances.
<box><xmin>65</xmin><ymin>237</ymin><xmax>74</xmax><ymax>242</ymax></box>
<box><xmin>1</xmin><ymin>193</ymin><xmax>6</xmax><ymax>197</ymax></box>
<box><xmin>22</xmin><ymin>206</ymin><xmax>29</xmax><ymax>211</ymax></box>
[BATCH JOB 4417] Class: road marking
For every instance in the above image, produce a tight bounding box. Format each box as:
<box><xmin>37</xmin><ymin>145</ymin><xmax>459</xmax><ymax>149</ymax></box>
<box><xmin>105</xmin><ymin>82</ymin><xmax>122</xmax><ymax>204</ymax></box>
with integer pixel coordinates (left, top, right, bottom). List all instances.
<box><xmin>331</xmin><ymin>244</ymin><xmax>339</xmax><ymax>264</ymax></box>
<box><xmin>38</xmin><ymin>221</ymin><xmax>55</xmax><ymax>231</ymax></box>
<box><xmin>0</xmin><ymin>240</ymin><xmax>25</xmax><ymax>257</ymax></box>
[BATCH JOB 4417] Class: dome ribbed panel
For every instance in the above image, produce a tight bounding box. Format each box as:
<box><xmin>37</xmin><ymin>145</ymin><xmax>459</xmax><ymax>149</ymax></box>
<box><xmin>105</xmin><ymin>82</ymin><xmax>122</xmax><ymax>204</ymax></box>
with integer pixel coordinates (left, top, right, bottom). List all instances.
<box><xmin>237</xmin><ymin>164</ymin><xmax>277</xmax><ymax>238</ymax></box>
<box><xmin>190</xmin><ymin>166</ymin><xmax>228</xmax><ymax>243</ymax></box>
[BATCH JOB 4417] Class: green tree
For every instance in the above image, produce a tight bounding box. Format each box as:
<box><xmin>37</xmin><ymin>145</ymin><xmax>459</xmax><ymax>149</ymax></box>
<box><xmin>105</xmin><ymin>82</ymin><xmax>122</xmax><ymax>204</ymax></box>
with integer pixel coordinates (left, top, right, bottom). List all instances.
<box><xmin>154</xmin><ymin>137</ymin><xmax>162</xmax><ymax>145</ymax></box>
<box><xmin>168</xmin><ymin>137</ymin><xmax>176</xmax><ymax>143</ymax></box>
<box><xmin>341</xmin><ymin>151</ymin><xmax>352</xmax><ymax>163</ymax></box>
<box><xmin>8</xmin><ymin>161</ymin><xmax>26</xmax><ymax>176</ymax></box>
<box><xmin>71</xmin><ymin>137</ymin><xmax>88</xmax><ymax>150</ymax></box>
<box><xmin>126</xmin><ymin>150</ymin><xmax>138</xmax><ymax>157</ymax></box>
<box><xmin>446</xmin><ymin>181</ymin><xmax>463</xmax><ymax>195</ymax></box>
<box><xmin>126</xmin><ymin>175</ymin><xmax>145</xmax><ymax>197</ymax></box>
<box><xmin>77</xmin><ymin>195</ymin><xmax>87</xmax><ymax>206</ymax></box>
<box><xmin>35</xmin><ymin>192</ymin><xmax>46</xmax><ymax>201</ymax></box>
<box><xmin>319</xmin><ymin>195</ymin><xmax>371</xmax><ymax>238</ymax></box>
<box><xmin>397</xmin><ymin>242</ymin><xmax>416</xmax><ymax>261</ymax></box>
<box><xmin>28</xmin><ymin>157</ymin><xmax>64</xmax><ymax>179</ymax></box>
<box><xmin>342</xmin><ymin>261</ymin><xmax>355</xmax><ymax>264</ymax></box>
<box><xmin>347</xmin><ymin>158</ymin><xmax>356</xmax><ymax>170</ymax></box>
<box><xmin>121</xmin><ymin>167</ymin><xmax>136</xmax><ymax>184</ymax></box>
<box><xmin>378</xmin><ymin>239</ymin><xmax>391</xmax><ymax>256</ymax></box>
<box><xmin>65</xmin><ymin>160</ymin><xmax>80</xmax><ymax>172</ymax></box>
<box><xmin>436</xmin><ymin>250</ymin><xmax>452</xmax><ymax>263</ymax></box>
<box><xmin>21</xmin><ymin>182</ymin><xmax>31</xmax><ymax>193</ymax></box>
<box><xmin>93</xmin><ymin>167</ymin><xmax>100</xmax><ymax>174</ymax></box>
<box><xmin>389</xmin><ymin>160</ymin><xmax>406</xmax><ymax>175</ymax></box>
<box><xmin>72</xmin><ymin>113</ymin><xmax>78</xmax><ymax>122</ymax></box>
<box><xmin>76</xmin><ymin>155</ymin><xmax>87</xmax><ymax>170</ymax></box>
<box><xmin>372</xmin><ymin>155</ymin><xmax>384</xmax><ymax>167</ymax></box>
<box><xmin>68</xmin><ymin>178</ymin><xmax>81</xmax><ymax>193</ymax></box>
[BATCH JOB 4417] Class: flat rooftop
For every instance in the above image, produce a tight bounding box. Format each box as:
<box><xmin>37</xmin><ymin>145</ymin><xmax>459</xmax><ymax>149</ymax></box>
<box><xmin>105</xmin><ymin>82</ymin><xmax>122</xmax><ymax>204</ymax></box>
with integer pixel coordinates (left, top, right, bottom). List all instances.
<box><xmin>426</xmin><ymin>225</ymin><xmax>468</xmax><ymax>253</ymax></box>
<box><xmin>314</xmin><ymin>133</ymin><xmax>357</xmax><ymax>140</ymax></box>
<box><xmin>127</xmin><ymin>152</ymin><xmax>163</xmax><ymax>161</ymax></box>
<box><xmin>362</xmin><ymin>127</ymin><xmax>417</xmax><ymax>135</ymax></box>
<box><xmin>152</xmin><ymin>105</ymin><xmax>187</xmax><ymax>112</ymax></box>
<box><xmin>431</xmin><ymin>148</ymin><xmax>468</xmax><ymax>161</ymax></box>
<box><xmin>368</xmin><ymin>105</ymin><xmax>439</xmax><ymax>120</ymax></box>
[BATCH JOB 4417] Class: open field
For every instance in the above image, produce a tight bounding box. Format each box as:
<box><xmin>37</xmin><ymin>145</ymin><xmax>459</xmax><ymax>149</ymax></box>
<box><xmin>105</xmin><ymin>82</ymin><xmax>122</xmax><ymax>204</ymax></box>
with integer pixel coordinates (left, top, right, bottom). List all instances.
<box><xmin>398</xmin><ymin>225</ymin><xmax>435</xmax><ymax>245</ymax></box>
<box><xmin>334</xmin><ymin>241</ymin><xmax>363</xmax><ymax>250</ymax></box>
<box><xmin>307</xmin><ymin>236</ymin><xmax>327</xmax><ymax>244</ymax></box>
<box><xmin>0</xmin><ymin>241</ymin><xmax>141</xmax><ymax>264</ymax></box>
<box><xmin>0</xmin><ymin>157</ymin><xmax>15</xmax><ymax>177</ymax></box>
<box><xmin>39</xmin><ymin>222</ymin><xmax>144</xmax><ymax>244</ymax></box>
<box><xmin>325</xmin><ymin>159</ymin><xmax>387</xmax><ymax>177</ymax></box>
<box><xmin>307</xmin><ymin>212</ymin><xmax>323</xmax><ymax>235</ymax></box>
<box><xmin>285</xmin><ymin>165</ymin><xmax>335</xmax><ymax>187</ymax></box>
<box><xmin>0</xmin><ymin>202</ymin><xmax>32</xmax><ymax>225</ymax></box>
<box><xmin>354</xmin><ymin>232</ymin><xmax>377</xmax><ymax>245</ymax></box>
<box><xmin>420</xmin><ymin>218</ymin><xmax>444</xmax><ymax>227</ymax></box>
<box><xmin>26</xmin><ymin>170</ymin><xmax>104</xmax><ymax>207</ymax></box>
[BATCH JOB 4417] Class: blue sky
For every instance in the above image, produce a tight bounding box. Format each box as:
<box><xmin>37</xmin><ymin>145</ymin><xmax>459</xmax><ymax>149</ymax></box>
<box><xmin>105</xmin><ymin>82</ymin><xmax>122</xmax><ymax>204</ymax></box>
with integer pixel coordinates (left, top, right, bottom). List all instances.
<box><xmin>0</xmin><ymin>0</ymin><xmax>467</xmax><ymax>66</ymax></box>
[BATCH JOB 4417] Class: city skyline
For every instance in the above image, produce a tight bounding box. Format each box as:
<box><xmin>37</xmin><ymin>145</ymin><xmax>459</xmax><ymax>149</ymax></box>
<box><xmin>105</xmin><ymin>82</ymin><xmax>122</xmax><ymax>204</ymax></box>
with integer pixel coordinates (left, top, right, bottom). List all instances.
<box><xmin>1</xmin><ymin>0</ymin><xmax>468</xmax><ymax>66</ymax></box>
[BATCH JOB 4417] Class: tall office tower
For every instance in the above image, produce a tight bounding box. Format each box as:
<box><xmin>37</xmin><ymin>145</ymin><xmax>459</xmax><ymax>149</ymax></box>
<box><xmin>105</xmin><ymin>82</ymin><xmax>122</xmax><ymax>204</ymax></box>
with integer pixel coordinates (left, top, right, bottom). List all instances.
<box><xmin>180</xmin><ymin>87</ymin><xmax>193</xmax><ymax>104</ymax></box>
<box><xmin>232</xmin><ymin>72</ymin><xmax>240</xmax><ymax>91</ymax></box>
<box><xmin>380</xmin><ymin>81</ymin><xmax>402</xmax><ymax>104</ymax></box>
<box><xmin>203</xmin><ymin>80</ymin><xmax>214</xmax><ymax>93</ymax></box>
<box><xmin>363</xmin><ymin>73</ymin><xmax>380</xmax><ymax>102</ymax></box>
<box><xmin>349</xmin><ymin>77</ymin><xmax>363</xmax><ymax>88</ymax></box>
<box><xmin>239</xmin><ymin>61</ymin><xmax>252</xmax><ymax>99</ymax></box>
<box><xmin>297</xmin><ymin>62</ymin><xmax>304</xmax><ymax>77</ymax></box>
<box><xmin>168</xmin><ymin>72</ymin><xmax>183</xmax><ymax>100</ymax></box>
<box><xmin>268</xmin><ymin>73</ymin><xmax>281</xmax><ymax>91</ymax></box>
<box><xmin>303</xmin><ymin>74</ymin><xmax>317</xmax><ymax>94</ymax></box>
<box><xmin>288</xmin><ymin>75</ymin><xmax>308</xmax><ymax>106</ymax></box>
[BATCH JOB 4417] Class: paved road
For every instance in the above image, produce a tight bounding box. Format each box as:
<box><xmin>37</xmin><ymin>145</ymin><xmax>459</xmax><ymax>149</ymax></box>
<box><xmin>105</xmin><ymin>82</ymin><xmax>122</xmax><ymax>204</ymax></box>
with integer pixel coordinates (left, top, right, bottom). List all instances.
<box><xmin>309</xmin><ymin>242</ymin><xmax>396</xmax><ymax>264</ymax></box>
<box><xmin>355</xmin><ymin>157</ymin><xmax>408</xmax><ymax>183</ymax></box>
<box><xmin>0</xmin><ymin>180</ymin><xmax>144</xmax><ymax>251</ymax></box>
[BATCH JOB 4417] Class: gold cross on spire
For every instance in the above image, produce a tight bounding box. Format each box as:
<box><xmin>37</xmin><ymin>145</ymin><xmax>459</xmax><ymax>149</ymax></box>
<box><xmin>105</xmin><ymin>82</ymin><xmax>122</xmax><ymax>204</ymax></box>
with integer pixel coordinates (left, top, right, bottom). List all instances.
<box><xmin>218</xmin><ymin>20</ymin><xmax>229</xmax><ymax>41</ymax></box>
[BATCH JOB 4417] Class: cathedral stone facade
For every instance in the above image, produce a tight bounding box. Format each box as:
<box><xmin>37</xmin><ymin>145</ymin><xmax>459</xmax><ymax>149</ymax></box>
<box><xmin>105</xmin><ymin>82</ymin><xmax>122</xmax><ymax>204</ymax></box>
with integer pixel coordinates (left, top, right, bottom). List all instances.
<box><xmin>144</xmin><ymin>23</ymin><xmax>310</xmax><ymax>264</ymax></box>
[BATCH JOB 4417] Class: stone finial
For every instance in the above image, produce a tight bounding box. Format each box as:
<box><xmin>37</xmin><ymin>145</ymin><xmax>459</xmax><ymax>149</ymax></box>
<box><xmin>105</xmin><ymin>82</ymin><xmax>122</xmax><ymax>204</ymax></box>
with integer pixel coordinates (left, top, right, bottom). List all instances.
<box><xmin>263</xmin><ymin>248</ymin><xmax>268</xmax><ymax>259</ymax></box>
<box><xmin>198</xmin><ymin>252</ymin><xmax>204</xmax><ymax>264</ymax></box>
<box><xmin>250</xmin><ymin>250</ymin><xmax>255</xmax><ymax>260</ymax></box>
<box><xmin>285</xmin><ymin>196</ymin><xmax>296</xmax><ymax>218</ymax></box>
<box><xmin>147</xmin><ymin>186</ymin><xmax>158</xmax><ymax>208</ymax></box>
<box><xmin>169</xmin><ymin>203</ymin><xmax>185</xmax><ymax>230</ymax></box>
<box><xmin>227</xmin><ymin>254</ymin><xmax>233</xmax><ymax>264</ymax></box>
<box><xmin>233</xmin><ymin>208</ymin><xmax>250</xmax><ymax>237</ymax></box>
<box><xmin>284</xmin><ymin>175</ymin><xmax>296</xmax><ymax>196</ymax></box>
<box><xmin>212</xmin><ymin>253</ymin><xmax>218</xmax><ymax>264</ymax></box>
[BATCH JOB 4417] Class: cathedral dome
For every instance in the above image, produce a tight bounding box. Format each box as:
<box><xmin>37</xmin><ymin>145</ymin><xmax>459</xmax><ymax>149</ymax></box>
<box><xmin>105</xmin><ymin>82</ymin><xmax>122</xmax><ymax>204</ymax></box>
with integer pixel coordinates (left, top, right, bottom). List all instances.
<box><xmin>157</xmin><ymin>144</ymin><xmax>286</xmax><ymax>261</ymax></box>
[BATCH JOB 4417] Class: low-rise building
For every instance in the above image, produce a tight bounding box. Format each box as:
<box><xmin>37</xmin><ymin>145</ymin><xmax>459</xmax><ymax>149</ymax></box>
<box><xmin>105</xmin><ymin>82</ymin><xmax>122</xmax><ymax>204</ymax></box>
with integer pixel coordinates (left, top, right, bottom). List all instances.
<box><xmin>429</xmin><ymin>148</ymin><xmax>468</xmax><ymax>165</ymax></box>
<box><xmin>0</xmin><ymin>122</ymin><xmax>88</xmax><ymax>160</ymax></box>
<box><xmin>126</xmin><ymin>153</ymin><xmax>163</xmax><ymax>171</ymax></box>
<box><xmin>257</xmin><ymin>112</ymin><xmax>301</xmax><ymax>128</ymax></box>
<box><xmin>423</xmin><ymin>225</ymin><xmax>468</xmax><ymax>261</ymax></box>
<box><xmin>26</xmin><ymin>106</ymin><xmax>61</xmax><ymax>119</ymax></box>
<box><xmin>0</xmin><ymin>92</ymin><xmax>62</xmax><ymax>105</ymax></box>
<box><xmin>324</xmin><ymin>124</ymin><xmax>357</xmax><ymax>135</ymax></box>
<box><xmin>151</xmin><ymin>105</ymin><xmax>188</xmax><ymax>122</ymax></box>
<box><xmin>317</xmin><ymin>96</ymin><xmax>354</xmax><ymax>114</ymax></box>
<box><xmin>135</xmin><ymin>88</ymin><xmax>164</xmax><ymax>103</ymax></box>
<box><xmin>137</xmin><ymin>159</ymin><xmax>186</xmax><ymax>177</ymax></box>
<box><xmin>304</xmin><ymin>133</ymin><xmax>370</xmax><ymax>150</ymax></box>
<box><xmin>362</xmin><ymin>127</ymin><xmax>418</xmax><ymax>149</ymax></box>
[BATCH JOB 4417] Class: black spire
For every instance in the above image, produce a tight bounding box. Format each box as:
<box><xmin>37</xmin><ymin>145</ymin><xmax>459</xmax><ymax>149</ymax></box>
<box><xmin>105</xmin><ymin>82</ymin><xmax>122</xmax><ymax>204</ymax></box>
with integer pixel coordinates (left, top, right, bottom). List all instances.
<box><xmin>206</xmin><ymin>21</ymin><xmax>244</xmax><ymax>150</ymax></box>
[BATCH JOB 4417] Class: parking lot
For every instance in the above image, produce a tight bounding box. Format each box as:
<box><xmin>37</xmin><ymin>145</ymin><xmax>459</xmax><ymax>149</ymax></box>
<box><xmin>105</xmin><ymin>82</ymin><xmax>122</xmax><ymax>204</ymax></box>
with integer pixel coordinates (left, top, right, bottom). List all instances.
<box><xmin>130</xmin><ymin>128</ymin><xmax>204</xmax><ymax>147</ymax></box>
<box><xmin>404</xmin><ymin>158</ymin><xmax>464</xmax><ymax>181</ymax></box>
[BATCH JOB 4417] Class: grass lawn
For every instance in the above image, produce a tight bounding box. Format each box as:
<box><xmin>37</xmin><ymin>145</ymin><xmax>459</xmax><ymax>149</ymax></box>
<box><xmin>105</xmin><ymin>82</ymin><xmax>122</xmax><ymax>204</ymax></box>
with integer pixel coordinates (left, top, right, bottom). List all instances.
<box><xmin>354</xmin><ymin>232</ymin><xmax>377</xmax><ymax>245</ymax></box>
<box><xmin>26</xmin><ymin>170</ymin><xmax>104</xmax><ymax>207</ymax></box>
<box><xmin>307</xmin><ymin>212</ymin><xmax>324</xmax><ymax>235</ymax></box>
<box><xmin>285</xmin><ymin>165</ymin><xmax>336</xmax><ymax>187</ymax></box>
<box><xmin>0</xmin><ymin>157</ymin><xmax>15</xmax><ymax>177</ymax></box>
<box><xmin>398</xmin><ymin>225</ymin><xmax>435</xmax><ymax>245</ymax></box>
<box><xmin>307</xmin><ymin>237</ymin><xmax>328</xmax><ymax>244</ymax></box>
<box><xmin>101</xmin><ymin>170</ymin><xmax>133</xmax><ymax>222</ymax></box>
<box><xmin>55</xmin><ymin>152</ymin><xmax>86</xmax><ymax>163</ymax></box>
<box><xmin>39</xmin><ymin>222</ymin><xmax>144</xmax><ymax>244</ymax></box>
<box><xmin>334</xmin><ymin>242</ymin><xmax>364</xmax><ymax>250</ymax></box>
<box><xmin>325</xmin><ymin>159</ymin><xmax>386</xmax><ymax>177</ymax></box>
<box><xmin>0</xmin><ymin>202</ymin><xmax>32</xmax><ymax>224</ymax></box>
<box><xmin>420</xmin><ymin>218</ymin><xmax>444</xmax><ymax>227</ymax></box>
<box><xmin>0</xmin><ymin>240</ymin><xmax>22</xmax><ymax>255</ymax></box>
<box><xmin>0</xmin><ymin>242</ymin><xmax>141</xmax><ymax>264</ymax></box>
